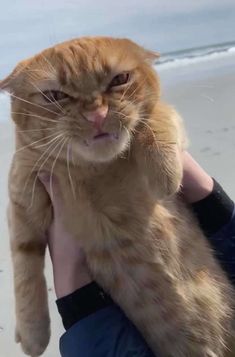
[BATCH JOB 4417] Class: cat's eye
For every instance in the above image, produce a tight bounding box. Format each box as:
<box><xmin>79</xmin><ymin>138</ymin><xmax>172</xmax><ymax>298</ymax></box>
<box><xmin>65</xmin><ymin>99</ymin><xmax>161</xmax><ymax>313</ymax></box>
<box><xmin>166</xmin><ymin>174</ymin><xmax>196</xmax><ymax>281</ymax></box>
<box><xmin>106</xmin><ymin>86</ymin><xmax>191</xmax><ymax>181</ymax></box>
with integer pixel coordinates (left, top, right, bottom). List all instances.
<box><xmin>109</xmin><ymin>73</ymin><xmax>130</xmax><ymax>88</ymax></box>
<box><xmin>42</xmin><ymin>90</ymin><xmax>69</xmax><ymax>103</ymax></box>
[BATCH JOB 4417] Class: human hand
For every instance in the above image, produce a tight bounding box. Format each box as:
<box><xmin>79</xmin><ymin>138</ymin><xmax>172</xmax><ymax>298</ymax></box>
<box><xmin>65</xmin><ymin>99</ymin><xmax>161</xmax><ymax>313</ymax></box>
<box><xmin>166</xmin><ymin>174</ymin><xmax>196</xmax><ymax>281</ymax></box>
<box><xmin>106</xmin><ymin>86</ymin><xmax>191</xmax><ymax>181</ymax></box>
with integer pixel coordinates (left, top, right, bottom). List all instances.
<box><xmin>39</xmin><ymin>173</ymin><xmax>92</xmax><ymax>299</ymax></box>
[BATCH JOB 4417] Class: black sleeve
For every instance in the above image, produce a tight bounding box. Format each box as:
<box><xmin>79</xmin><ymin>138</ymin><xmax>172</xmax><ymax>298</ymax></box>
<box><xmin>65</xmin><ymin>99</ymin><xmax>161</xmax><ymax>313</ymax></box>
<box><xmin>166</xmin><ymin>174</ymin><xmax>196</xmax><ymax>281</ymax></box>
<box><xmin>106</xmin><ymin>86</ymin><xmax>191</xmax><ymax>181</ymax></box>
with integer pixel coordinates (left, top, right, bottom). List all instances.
<box><xmin>56</xmin><ymin>282</ymin><xmax>114</xmax><ymax>330</ymax></box>
<box><xmin>191</xmin><ymin>179</ymin><xmax>234</xmax><ymax>236</ymax></box>
<box><xmin>191</xmin><ymin>178</ymin><xmax>235</xmax><ymax>286</ymax></box>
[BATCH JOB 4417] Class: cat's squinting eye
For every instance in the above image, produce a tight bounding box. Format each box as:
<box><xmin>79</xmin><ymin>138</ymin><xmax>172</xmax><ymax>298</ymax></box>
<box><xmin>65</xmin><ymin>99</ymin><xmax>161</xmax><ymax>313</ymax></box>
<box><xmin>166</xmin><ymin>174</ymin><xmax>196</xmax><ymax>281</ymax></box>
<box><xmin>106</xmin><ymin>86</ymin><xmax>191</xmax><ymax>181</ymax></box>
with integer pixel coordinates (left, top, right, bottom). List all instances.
<box><xmin>109</xmin><ymin>73</ymin><xmax>130</xmax><ymax>88</ymax></box>
<box><xmin>42</xmin><ymin>90</ymin><xmax>69</xmax><ymax>103</ymax></box>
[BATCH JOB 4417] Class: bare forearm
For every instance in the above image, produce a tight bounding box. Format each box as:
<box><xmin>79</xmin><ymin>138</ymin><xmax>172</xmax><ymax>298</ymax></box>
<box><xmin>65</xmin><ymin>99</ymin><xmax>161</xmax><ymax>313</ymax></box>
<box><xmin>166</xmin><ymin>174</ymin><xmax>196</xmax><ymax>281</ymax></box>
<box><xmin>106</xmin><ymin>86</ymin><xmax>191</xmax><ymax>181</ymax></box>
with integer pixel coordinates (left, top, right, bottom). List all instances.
<box><xmin>181</xmin><ymin>151</ymin><xmax>213</xmax><ymax>203</ymax></box>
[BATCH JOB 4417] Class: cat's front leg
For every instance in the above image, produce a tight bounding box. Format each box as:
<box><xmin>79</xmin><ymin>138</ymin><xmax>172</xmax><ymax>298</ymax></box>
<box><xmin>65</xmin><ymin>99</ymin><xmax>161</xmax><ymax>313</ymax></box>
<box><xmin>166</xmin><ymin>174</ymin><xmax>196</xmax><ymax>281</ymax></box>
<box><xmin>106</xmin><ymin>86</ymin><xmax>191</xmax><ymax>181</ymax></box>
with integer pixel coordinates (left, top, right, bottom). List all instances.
<box><xmin>133</xmin><ymin>104</ymin><xmax>185</xmax><ymax>199</ymax></box>
<box><xmin>8</xmin><ymin>202</ymin><xmax>50</xmax><ymax>357</ymax></box>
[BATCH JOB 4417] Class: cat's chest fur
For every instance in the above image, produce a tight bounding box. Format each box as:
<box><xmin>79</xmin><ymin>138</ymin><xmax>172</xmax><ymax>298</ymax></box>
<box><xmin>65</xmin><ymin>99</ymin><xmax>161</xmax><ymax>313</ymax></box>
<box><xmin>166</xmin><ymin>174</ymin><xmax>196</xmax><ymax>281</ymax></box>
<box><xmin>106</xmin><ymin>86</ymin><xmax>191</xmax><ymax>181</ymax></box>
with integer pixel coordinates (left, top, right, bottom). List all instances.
<box><xmin>52</xmin><ymin>154</ymin><xmax>164</xmax><ymax>291</ymax></box>
<box><xmin>58</xmin><ymin>155</ymin><xmax>156</xmax><ymax>247</ymax></box>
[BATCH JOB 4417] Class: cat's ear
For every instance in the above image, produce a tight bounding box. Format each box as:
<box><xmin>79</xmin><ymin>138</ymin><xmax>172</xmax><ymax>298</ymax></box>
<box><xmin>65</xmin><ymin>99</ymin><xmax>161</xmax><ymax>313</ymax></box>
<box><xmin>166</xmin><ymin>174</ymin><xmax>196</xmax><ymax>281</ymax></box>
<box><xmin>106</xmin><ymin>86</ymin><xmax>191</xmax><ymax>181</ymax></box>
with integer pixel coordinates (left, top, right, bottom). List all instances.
<box><xmin>0</xmin><ymin>74</ymin><xmax>13</xmax><ymax>92</ymax></box>
<box><xmin>0</xmin><ymin>61</ymin><xmax>27</xmax><ymax>92</ymax></box>
<box><xmin>143</xmin><ymin>50</ymin><xmax>160</xmax><ymax>64</ymax></box>
<box><xmin>120</xmin><ymin>39</ymin><xmax>160</xmax><ymax>64</ymax></box>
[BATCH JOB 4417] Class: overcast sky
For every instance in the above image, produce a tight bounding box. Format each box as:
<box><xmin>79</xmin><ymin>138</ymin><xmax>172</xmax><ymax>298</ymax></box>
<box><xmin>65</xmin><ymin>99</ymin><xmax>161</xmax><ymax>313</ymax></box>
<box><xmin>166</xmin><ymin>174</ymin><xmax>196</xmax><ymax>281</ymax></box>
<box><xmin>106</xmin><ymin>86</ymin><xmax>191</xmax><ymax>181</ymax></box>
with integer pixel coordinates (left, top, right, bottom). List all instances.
<box><xmin>0</xmin><ymin>0</ymin><xmax>235</xmax><ymax>75</ymax></box>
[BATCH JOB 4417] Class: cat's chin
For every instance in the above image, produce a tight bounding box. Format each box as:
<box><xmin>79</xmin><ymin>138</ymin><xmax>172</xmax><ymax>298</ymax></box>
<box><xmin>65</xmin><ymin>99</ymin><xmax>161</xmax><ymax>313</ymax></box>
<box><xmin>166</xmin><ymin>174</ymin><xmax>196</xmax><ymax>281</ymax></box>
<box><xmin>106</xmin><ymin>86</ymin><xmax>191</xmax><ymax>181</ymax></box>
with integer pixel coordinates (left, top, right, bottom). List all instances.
<box><xmin>74</xmin><ymin>130</ymin><xmax>130</xmax><ymax>163</ymax></box>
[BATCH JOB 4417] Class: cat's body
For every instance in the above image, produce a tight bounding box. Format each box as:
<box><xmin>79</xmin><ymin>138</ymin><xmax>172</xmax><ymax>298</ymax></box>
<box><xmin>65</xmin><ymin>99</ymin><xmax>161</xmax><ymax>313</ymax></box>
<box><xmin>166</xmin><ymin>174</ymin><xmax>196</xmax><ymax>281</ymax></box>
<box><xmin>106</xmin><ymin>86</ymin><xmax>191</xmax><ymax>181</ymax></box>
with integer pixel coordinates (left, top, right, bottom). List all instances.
<box><xmin>1</xmin><ymin>37</ymin><xmax>234</xmax><ymax>356</ymax></box>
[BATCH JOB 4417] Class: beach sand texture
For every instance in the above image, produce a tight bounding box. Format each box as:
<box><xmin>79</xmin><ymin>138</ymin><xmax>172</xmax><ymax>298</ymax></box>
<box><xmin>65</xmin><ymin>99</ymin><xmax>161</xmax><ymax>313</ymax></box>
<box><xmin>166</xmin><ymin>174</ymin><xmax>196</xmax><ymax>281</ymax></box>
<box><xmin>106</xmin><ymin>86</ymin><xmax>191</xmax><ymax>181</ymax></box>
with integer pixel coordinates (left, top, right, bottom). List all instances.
<box><xmin>0</xmin><ymin>54</ymin><xmax>234</xmax><ymax>356</ymax></box>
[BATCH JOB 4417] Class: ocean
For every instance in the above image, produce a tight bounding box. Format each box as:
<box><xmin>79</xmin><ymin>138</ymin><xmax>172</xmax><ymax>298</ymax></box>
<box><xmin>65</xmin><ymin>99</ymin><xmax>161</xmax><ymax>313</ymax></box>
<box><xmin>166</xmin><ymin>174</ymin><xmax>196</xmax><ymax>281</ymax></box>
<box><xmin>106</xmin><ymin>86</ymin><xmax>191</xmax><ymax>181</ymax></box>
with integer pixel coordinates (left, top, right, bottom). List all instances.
<box><xmin>156</xmin><ymin>41</ymin><xmax>235</xmax><ymax>69</ymax></box>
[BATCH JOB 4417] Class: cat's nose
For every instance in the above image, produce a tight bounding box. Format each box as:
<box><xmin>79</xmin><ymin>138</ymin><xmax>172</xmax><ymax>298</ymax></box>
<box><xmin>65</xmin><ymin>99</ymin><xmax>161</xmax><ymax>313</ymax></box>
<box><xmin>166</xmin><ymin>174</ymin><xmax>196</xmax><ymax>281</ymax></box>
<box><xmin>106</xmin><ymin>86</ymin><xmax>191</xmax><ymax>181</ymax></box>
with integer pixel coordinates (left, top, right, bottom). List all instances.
<box><xmin>83</xmin><ymin>105</ymin><xmax>108</xmax><ymax>129</ymax></box>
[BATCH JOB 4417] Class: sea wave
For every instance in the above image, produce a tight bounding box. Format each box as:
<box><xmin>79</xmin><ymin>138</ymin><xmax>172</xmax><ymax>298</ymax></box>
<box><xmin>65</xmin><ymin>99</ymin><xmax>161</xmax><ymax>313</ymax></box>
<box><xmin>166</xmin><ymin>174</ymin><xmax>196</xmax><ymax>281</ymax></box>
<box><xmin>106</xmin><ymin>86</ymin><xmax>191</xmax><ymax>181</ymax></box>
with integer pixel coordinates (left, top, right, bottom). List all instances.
<box><xmin>156</xmin><ymin>42</ymin><xmax>235</xmax><ymax>70</ymax></box>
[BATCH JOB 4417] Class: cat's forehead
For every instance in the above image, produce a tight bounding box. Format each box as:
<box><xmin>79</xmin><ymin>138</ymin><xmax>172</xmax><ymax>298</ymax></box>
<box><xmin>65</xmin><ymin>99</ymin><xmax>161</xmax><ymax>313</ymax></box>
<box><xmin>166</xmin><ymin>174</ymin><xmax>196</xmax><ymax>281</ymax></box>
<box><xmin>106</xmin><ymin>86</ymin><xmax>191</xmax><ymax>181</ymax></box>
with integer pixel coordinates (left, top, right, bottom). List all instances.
<box><xmin>0</xmin><ymin>37</ymin><xmax>157</xmax><ymax>94</ymax></box>
<box><xmin>28</xmin><ymin>38</ymin><xmax>141</xmax><ymax>92</ymax></box>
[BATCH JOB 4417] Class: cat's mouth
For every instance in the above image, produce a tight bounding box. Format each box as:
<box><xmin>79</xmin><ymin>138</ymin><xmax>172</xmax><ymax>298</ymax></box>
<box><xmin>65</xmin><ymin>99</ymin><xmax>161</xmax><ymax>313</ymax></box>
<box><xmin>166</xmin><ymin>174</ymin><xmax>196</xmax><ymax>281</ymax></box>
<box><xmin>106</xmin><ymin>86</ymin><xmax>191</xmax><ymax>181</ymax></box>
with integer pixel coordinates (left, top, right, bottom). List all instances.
<box><xmin>84</xmin><ymin>132</ymin><xmax>119</xmax><ymax>146</ymax></box>
<box><xmin>93</xmin><ymin>132</ymin><xmax>111</xmax><ymax>140</ymax></box>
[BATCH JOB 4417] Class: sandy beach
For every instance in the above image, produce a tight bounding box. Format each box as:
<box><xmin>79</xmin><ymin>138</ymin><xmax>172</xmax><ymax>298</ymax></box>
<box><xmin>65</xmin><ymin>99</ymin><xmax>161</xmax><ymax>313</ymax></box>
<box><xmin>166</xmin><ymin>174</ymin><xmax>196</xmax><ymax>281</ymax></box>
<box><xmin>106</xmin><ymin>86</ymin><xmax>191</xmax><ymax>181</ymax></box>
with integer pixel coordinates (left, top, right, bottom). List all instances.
<box><xmin>0</xmin><ymin>53</ymin><xmax>235</xmax><ymax>357</ymax></box>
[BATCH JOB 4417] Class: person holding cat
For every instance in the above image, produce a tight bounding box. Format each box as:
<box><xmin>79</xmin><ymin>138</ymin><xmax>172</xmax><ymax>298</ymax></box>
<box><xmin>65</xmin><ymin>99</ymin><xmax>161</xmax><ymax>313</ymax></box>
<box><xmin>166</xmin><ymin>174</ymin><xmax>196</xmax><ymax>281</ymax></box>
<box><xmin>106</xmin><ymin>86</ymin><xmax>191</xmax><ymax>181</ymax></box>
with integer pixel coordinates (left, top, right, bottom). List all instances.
<box><xmin>3</xmin><ymin>37</ymin><xmax>234</xmax><ymax>356</ymax></box>
<box><xmin>39</xmin><ymin>152</ymin><xmax>235</xmax><ymax>357</ymax></box>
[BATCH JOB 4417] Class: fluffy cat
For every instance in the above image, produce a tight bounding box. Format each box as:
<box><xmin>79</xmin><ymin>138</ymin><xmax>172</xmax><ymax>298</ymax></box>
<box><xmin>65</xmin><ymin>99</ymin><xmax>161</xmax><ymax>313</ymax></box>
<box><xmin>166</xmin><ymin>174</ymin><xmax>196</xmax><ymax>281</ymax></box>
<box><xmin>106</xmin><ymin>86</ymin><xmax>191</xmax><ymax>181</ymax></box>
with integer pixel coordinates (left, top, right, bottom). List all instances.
<box><xmin>1</xmin><ymin>37</ymin><xmax>234</xmax><ymax>357</ymax></box>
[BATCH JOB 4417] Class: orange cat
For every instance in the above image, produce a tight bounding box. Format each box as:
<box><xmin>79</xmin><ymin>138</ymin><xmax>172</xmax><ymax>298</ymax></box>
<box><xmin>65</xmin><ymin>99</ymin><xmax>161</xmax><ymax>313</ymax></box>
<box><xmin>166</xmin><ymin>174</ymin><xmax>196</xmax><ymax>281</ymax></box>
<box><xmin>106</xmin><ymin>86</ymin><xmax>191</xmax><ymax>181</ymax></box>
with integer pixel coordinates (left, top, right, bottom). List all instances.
<box><xmin>1</xmin><ymin>37</ymin><xmax>234</xmax><ymax>357</ymax></box>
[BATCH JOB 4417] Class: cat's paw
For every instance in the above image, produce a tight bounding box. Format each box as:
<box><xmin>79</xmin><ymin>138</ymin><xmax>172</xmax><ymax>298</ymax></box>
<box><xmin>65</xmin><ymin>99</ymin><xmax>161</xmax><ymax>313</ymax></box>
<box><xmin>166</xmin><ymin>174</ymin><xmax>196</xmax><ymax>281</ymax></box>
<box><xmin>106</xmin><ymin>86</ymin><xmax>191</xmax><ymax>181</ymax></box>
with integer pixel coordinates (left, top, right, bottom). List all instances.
<box><xmin>15</xmin><ymin>319</ymin><xmax>50</xmax><ymax>357</ymax></box>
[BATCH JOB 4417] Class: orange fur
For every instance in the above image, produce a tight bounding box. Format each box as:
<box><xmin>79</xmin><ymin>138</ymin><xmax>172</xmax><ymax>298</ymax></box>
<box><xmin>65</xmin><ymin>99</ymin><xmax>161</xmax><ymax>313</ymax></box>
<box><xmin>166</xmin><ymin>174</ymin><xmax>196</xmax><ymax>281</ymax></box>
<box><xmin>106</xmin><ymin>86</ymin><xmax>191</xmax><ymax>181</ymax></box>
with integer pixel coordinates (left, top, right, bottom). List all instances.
<box><xmin>1</xmin><ymin>37</ymin><xmax>234</xmax><ymax>356</ymax></box>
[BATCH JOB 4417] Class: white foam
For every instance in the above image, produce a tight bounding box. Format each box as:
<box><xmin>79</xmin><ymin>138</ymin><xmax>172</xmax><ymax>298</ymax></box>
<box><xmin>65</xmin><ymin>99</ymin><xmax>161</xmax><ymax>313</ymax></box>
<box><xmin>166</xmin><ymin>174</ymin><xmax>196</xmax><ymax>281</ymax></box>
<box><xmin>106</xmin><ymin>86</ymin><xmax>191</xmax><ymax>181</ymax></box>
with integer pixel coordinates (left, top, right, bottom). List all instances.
<box><xmin>156</xmin><ymin>47</ymin><xmax>235</xmax><ymax>71</ymax></box>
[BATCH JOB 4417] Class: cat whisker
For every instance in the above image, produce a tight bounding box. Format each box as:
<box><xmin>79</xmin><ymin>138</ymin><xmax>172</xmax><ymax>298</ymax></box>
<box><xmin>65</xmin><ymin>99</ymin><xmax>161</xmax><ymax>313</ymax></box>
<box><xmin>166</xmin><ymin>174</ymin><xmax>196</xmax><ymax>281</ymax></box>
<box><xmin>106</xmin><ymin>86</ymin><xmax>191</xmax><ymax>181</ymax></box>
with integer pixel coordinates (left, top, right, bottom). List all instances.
<box><xmin>117</xmin><ymin>93</ymin><xmax>159</xmax><ymax>120</ymax></box>
<box><xmin>136</xmin><ymin>118</ymin><xmax>177</xmax><ymax>145</ymax></box>
<box><xmin>22</xmin><ymin>134</ymin><xmax>63</xmax><ymax>201</ymax></box>
<box><xmin>120</xmin><ymin>98</ymin><xmax>142</xmax><ymax>113</ymax></box>
<box><xmin>109</xmin><ymin>110</ymin><xmax>131</xmax><ymax>119</ymax></box>
<box><xmin>123</xmin><ymin>91</ymin><xmax>158</xmax><ymax>108</ymax></box>
<box><xmin>119</xmin><ymin>79</ymin><xmax>133</xmax><ymax>103</ymax></box>
<box><xmin>120</xmin><ymin>78</ymin><xmax>148</xmax><ymax>109</ymax></box>
<box><xmin>23</xmin><ymin>55</ymin><xmax>57</xmax><ymax>81</ymax></box>
<box><xmin>29</xmin><ymin>136</ymin><xmax>65</xmax><ymax>207</ymax></box>
<box><xmin>16</xmin><ymin>128</ymin><xmax>55</xmax><ymax>133</ymax></box>
<box><xmin>118</xmin><ymin>119</ymin><xmax>123</xmax><ymax>135</ymax></box>
<box><xmin>24</xmin><ymin>69</ymin><xmax>53</xmax><ymax>76</ymax></box>
<box><xmin>122</xmin><ymin>125</ymin><xmax>132</xmax><ymax>159</ymax></box>
<box><xmin>137</xmin><ymin>119</ymin><xmax>167</xmax><ymax>166</ymax></box>
<box><xmin>122</xmin><ymin>78</ymin><xmax>147</xmax><ymax>104</ymax></box>
<box><xmin>15</xmin><ymin>132</ymin><xmax>62</xmax><ymax>153</ymax></box>
<box><xmin>57</xmin><ymin>116</ymin><xmax>82</xmax><ymax>130</ymax></box>
<box><xmin>71</xmin><ymin>145</ymin><xmax>76</xmax><ymax>167</ymax></box>
<box><xmin>137</xmin><ymin>119</ymin><xmax>158</xmax><ymax>145</ymax></box>
<box><xmin>66</xmin><ymin>140</ymin><xmax>76</xmax><ymax>199</ymax></box>
<box><xmin>30</xmin><ymin>82</ymin><xmax>65</xmax><ymax>114</ymax></box>
<box><xmin>7</xmin><ymin>92</ymin><xmax>60</xmax><ymax>116</ymax></box>
<box><xmin>124</xmin><ymin>90</ymin><xmax>157</xmax><ymax>108</ymax></box>
<box><xmin>135</xmin><ymin>118</ymin><xmax>161</xmax><ymax>152</ymax></box>
<box><xmin>139</xmin><ymin>95</ymin><xmax>160</xmax><ymax>104</ymax></box>
<box><xmin>49</xmin><ymin>137</ymin><xmax>68</xmax><ymax>201</ymax></box>
<box><xmin>34</xmin><ymin>133</ymin><xmax>64</xmax><ymax>149</ymax></box>
<box><xmin>23</xmin><ymin>65</ymin><xmax>56</xmax><ymax>79</ymax></box>
<box><xmin>41</xmin><ymin>54</ymin><xmax>57</xmax><ymax>76</ymax></box>
<box><xmin>124</xmin><ymin>78</ymin><xmax>146</xmax><ymax>103</ymax></box>
<box><xmin>11</xmin><ymin>111</ymin><xmax>58</xmax><ymax>123</ymax></box>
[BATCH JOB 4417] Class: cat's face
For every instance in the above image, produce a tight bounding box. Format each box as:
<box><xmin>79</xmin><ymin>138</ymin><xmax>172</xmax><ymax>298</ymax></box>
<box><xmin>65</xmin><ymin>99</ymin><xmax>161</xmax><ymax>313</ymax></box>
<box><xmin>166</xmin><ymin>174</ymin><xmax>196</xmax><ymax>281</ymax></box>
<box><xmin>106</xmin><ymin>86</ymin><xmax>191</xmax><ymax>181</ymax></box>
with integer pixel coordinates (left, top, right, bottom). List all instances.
<box><xmin>1</xmin><ymin>37</ymin><xmax>160</xmax><ymax>163</ymax></box>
